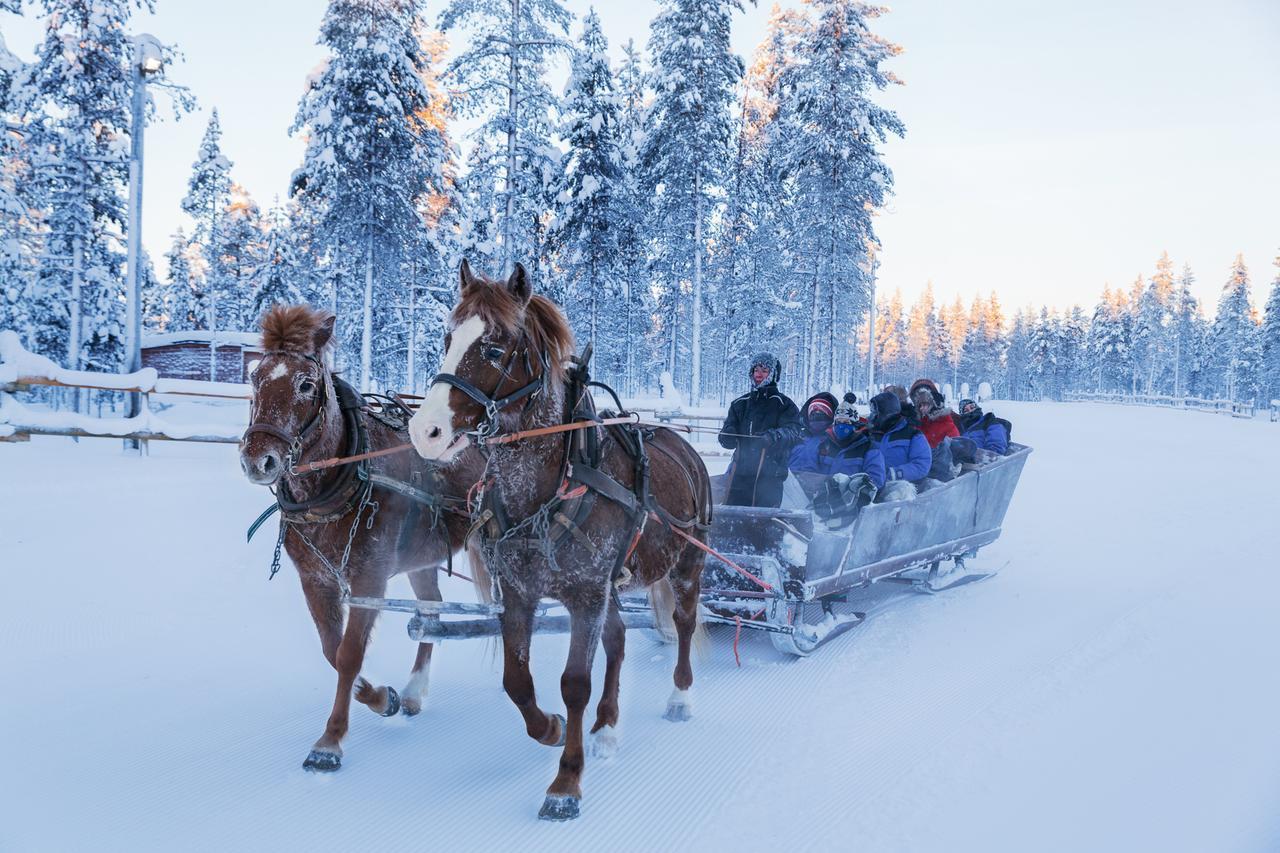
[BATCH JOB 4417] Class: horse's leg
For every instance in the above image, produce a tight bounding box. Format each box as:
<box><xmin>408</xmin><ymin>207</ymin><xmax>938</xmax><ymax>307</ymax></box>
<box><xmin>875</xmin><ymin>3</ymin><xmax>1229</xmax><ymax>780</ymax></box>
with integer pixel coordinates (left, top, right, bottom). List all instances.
<box><xmin>539</xmin><ymin>592</ymin><xmax>607</xmax><ymax>822</ymax></box>
<box><xmin>400</xmin><ymin>568</ymin><xmax>441</xmax><ymax>717</ymax></box>
<box><xmin>299</xmin><ymin>570</ymin><xmax>344</xmax><ymax>668</ymax></box>
<box><xmin>664</xmin><ymin>547</ymin><xmax>704</xmax><ymax>722</ymax></box>
<box><xmin>303</xmin><ymin>574</ymin><xmax>390</xmax><ymax>772</ymax></box>
<box><xmin>588</xmin><ymin>594</ymin><xmax>625</xmax><ymax>759</ymax></box>
<box><xmin>500</xmin><ymin>596</ymin><xmax>563</xmax><ymax>747</ymax></box>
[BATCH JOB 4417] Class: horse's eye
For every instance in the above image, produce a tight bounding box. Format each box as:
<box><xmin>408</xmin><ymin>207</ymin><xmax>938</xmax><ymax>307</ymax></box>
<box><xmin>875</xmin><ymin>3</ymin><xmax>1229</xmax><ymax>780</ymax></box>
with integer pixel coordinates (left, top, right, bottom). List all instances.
<box><xmin>483</xmin><ymin>346</ymin><xmax>505</xmax><ymax>362</ymax></box>
<box><xmin>298</xmin><ymin>378</ymin><xmax>316</xmax><ymax>394</ymax></box>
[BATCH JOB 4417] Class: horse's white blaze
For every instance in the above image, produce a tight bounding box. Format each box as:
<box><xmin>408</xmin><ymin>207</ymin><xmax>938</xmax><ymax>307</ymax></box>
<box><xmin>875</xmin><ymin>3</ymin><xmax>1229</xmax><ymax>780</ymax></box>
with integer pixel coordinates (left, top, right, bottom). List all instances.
<box><xmin>267</xmin><ymin>361</ymin><xmax>288</xmax><ymax>381</ymax></box>
<box><xmin>409</xmin><ymin>314</ymin><xmax>485</xmax><ymax>462</ymax></box>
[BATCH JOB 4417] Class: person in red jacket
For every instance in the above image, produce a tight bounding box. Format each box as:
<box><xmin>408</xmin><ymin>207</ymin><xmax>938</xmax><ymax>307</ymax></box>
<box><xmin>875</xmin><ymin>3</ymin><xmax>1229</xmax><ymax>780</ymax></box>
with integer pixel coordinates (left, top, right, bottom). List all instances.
<box><xmin>908</xmin><ymin>378</ymin><xmax>959</xmax><ymax>448</ymax></box>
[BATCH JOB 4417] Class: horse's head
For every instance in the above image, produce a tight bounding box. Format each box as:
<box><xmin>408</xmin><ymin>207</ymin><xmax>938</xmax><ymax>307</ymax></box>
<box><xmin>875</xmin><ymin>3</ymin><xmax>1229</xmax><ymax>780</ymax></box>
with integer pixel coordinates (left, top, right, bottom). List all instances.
<box><xmin>240</xmin><ymin>304</ymin><xmax>337</xmax><ymax>486</ymax></box>
<box><xmin>408</xmin><ymin>260</ymin><xmax>573</xmax><ymax>463</ymax></box>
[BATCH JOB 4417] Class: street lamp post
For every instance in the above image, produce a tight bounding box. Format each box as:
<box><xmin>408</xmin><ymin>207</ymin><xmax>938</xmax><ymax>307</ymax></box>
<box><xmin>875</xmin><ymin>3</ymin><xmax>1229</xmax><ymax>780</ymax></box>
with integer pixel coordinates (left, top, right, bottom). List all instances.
<box><xmin>123</xmin><ymin>34</ymin><xmax>164</xmax><ymax>452</ymax></box>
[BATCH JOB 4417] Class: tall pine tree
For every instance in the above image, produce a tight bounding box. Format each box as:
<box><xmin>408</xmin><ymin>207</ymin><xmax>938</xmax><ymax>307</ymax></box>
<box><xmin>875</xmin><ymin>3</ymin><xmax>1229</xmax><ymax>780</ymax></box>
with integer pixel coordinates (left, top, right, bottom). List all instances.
<box><xmin>293</xmin><ymin>0</ymin><xmax>456</xmax><ymax>391</ymax></box>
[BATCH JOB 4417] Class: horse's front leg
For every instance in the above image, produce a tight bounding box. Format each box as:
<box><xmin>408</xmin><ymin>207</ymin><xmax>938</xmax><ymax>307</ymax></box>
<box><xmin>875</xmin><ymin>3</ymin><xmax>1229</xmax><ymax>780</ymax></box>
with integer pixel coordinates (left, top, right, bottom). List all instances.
<box><xmin>303</xmin><ymin>573</ymin><xmax>389</xmax><ymax>772</ymax></box>
<box><xmin>539</xmin><ymin>591</ymin><xmax>608</xmax><ymax>822</ymax></box>
<box><xmin>399</xmin><ymin>567</ymin><xmax>442</xmax><ymax>716</ymax></box>
<box><xmin>589</xmin><ymin>595</ymin><xmax>625</xmax><ymax>759</ymax></box>
<box><xmin>500</xmin><ymin>595</ymin><xmax>563</xmax><ymax>747</ymax></box>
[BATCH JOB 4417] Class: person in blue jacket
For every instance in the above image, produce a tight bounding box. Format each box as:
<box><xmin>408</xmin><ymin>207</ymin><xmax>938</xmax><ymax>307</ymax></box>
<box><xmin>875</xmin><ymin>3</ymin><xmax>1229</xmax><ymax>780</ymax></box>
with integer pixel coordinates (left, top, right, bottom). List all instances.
<box><xmin>956</xmin><ymin>398</ymin><xmax>1011</xmax><ymax>455</ymax></box>
<box><xmin>789</xmin><ymin>394</ymin><xmax>887</xmax><ymax>489</ymax></box>
<box><xmin>868</xmin><ymin>391</ymin><xmax>932</xmax><ymax>484</ymax></box>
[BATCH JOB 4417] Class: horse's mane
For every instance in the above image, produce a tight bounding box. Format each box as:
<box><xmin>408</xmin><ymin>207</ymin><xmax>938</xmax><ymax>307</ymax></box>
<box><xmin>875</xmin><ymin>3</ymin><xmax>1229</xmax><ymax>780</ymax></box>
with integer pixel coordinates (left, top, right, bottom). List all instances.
<box><xmin>454</xmin><ymin>280</ymin><xmax>575</xmax><ymax>385</ymax></box>
<box><xmin>261</xmin><ymin>304</ymin><xmax>328</xmax><ymax>355</ymax></box>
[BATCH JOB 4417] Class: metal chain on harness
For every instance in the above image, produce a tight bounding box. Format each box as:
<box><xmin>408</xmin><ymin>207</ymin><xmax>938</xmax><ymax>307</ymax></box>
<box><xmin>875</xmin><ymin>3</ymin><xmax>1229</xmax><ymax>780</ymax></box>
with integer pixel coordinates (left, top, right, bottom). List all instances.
<box><xmin>276</xmin><ymin>484</ymin><xmax>379</xmax><ymax>600</ymax></box>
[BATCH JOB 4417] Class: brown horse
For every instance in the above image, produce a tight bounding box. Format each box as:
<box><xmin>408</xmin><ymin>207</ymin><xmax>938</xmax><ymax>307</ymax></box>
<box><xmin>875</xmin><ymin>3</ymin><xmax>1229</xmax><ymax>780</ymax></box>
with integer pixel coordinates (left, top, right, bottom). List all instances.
<box><xmin>407</xmin><ymin>262</ymin><xmax>713</xmax><ymax>821</ymax></box>
<box><xmin>239</xmin><ymin>304</ymin><xmax>476</xmax><ymax>772</ymax></box>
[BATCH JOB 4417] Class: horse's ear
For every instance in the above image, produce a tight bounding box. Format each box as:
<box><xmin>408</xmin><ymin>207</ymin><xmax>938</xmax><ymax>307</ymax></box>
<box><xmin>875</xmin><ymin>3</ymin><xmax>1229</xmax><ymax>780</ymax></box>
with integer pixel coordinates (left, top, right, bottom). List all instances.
<box><xmin>314</xmin><ymin>313</ymin><xmax>336</xmax><ymax>351</ymax></box>
<box><xmin>459</xmin><ymin>258</ymin><xmax>476</xmax><ymax>294</ymax></box>
<box><xmin>506</xmin><ymin>262</ymin><xmax>532</xmax><ymax>305</ymax></box>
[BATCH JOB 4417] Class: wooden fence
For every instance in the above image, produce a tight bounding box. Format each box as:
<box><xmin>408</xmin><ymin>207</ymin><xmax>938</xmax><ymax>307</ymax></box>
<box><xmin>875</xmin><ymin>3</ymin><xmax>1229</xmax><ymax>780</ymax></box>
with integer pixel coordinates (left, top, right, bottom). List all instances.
<box><xmin>1062</xmin><ymin>390</ymin><xmax>1278</xmax><ymax>421</ymax></box>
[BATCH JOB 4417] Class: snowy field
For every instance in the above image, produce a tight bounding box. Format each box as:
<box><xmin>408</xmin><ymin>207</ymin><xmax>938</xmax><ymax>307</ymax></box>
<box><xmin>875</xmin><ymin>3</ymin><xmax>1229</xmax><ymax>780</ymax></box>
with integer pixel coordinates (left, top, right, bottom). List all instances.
<box><xmin>2</xmin><ymin>401</ymin><xmax>1278</xmax><ymax>852</ymax></box>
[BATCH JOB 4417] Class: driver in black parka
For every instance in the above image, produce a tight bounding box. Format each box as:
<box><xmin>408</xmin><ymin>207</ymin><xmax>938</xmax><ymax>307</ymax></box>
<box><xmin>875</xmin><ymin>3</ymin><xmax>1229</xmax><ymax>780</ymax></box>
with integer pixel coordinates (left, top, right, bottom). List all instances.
<box><xmin>717</xmin><ymin>352</ymin><xmax>804</xmax><ymax>508</ymax></box>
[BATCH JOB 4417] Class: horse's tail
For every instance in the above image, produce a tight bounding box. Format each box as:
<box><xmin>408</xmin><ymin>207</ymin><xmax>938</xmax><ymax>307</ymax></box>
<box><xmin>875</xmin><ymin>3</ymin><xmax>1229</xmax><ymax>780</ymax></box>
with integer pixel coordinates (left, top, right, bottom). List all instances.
<box><xmin>467</xmin><ymin>542</ymin><xmax>493</xmax><ymax>604</ymax></box>
<box><xmin>648</xmin><ymin>577</ymin><xmax>708</xmax><ymax>659</ymax></box>
<box><xmin>465</xmin><ymin>542</ymin><xmax>502</xmax><ymax>664</ymax></box>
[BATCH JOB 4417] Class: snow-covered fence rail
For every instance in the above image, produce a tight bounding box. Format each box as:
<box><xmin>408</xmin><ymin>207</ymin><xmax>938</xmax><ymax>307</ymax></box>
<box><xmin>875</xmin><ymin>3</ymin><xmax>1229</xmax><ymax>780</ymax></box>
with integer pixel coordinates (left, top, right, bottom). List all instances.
<box><xmin>628</xmin><ymin>408</ymin><xmax>730</xmax><ymax>456</ymax></box>
<box><xmin>1062</xmin><ymin>390</ymin><xmax>1261</xmax><ymax>420</ymax></box>
<box><xmin>1</xmin><ymin>331</ymin><xmax>249</xmax><ymax>444</ymax></box>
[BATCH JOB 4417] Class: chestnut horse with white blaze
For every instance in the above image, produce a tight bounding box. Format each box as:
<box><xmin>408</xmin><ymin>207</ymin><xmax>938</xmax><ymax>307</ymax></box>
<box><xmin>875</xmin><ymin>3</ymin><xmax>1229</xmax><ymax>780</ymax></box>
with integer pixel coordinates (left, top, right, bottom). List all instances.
<box><xmin>408</xmin><ymin>261</ymin><xmax>713</xmax><ymax>821</ymax></box>
<box><xmin>239</xmin><ymin>304</ymin><xmax>478</xmax><ymax>772</ymax></box>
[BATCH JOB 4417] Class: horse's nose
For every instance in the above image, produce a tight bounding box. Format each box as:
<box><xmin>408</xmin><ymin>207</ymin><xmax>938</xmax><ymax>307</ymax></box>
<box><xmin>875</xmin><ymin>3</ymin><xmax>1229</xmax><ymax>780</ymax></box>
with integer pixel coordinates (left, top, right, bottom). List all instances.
<box><xmin>258</xmin><ymin>452</ymin><xmax>280</xmax><ymax>477</ymax></box>
<box><xmin>428</xmin><ymin>425</ymin><xmax>441</xmax><ymax>439</ymax></box>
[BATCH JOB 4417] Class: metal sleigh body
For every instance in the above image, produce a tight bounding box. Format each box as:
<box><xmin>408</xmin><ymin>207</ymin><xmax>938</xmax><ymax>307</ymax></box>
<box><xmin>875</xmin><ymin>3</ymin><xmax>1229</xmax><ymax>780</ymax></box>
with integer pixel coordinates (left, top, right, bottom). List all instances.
<box><xmin>351</xmin><ymin>444</ymin><xmax>1032</xmax><ymax>658</ymax></box>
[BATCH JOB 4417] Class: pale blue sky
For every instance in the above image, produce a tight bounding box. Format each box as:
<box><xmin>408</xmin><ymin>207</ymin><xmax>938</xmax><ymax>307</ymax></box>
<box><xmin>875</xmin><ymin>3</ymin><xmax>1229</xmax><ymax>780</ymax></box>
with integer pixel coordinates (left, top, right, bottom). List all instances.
<box><xmin>2</xmin><ymin>0</ymin><xmax>1277</xmax><ymax>314</ymax></box>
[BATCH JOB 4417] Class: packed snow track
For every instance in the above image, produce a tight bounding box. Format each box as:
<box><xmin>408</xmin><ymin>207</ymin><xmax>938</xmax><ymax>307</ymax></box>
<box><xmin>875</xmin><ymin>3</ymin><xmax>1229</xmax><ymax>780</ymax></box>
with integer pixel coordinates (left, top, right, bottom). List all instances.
<box><xmin>1</xmin><ymin>401</ymin><xmax>1277</xmax><ymax>851</ymax></box>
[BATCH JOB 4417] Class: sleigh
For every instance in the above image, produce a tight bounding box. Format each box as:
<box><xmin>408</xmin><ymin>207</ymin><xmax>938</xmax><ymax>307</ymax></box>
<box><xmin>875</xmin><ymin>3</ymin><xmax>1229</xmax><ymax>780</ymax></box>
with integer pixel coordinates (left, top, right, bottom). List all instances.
<box><xmin>637</xmin><ymin>443</ymin><xmax>1034</xmax><ymax>656</ymax></box>
<box><xmin>353</xmin><ymin>443</ymin><xmax>1031</xmax><ymax>658</ymax></box>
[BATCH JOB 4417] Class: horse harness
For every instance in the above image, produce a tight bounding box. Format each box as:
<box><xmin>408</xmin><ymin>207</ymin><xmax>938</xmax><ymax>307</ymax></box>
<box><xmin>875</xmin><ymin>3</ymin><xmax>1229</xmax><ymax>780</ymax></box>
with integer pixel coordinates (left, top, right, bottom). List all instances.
<box><xmin>244</xmin><ymin>355</ymin><xmax>461</xmax><ymax>590</ymax></box>
<box><xmin>443</xmin><ymin>344</ymin><xmax>710</xmax><ymax>589</ymax></box>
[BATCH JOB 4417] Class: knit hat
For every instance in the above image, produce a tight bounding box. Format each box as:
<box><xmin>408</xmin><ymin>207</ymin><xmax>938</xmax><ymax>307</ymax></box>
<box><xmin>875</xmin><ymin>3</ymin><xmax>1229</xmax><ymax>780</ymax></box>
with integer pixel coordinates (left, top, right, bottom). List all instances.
<box><xmin>834</xmin><ymin>392</ymin><xmax>858</xmax><ymax>424</ymax></box>
<box><xmin>958</xmin><ymin>398</ymin><xmax>981</xmax><ymax>417</ymax></box>
<box><xmin>909</xmin><ymin>378</ymin><xmax>945</xmax><ymax>407</ymax></box>
<box><xmin>807</xmin><ymin>397</ymin><xmax>835</xmax><ymax>420</ymax></box>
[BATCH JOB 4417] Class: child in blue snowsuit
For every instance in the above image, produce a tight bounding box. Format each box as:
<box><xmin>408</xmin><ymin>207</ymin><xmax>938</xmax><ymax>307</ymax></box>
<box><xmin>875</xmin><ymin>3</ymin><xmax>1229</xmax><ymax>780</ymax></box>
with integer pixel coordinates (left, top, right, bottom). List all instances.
<box><xmin>867</xmin><ymin>391</ymin><xmax>932</xmax><ymax>484</ymax></box>
<box><xmin>789</xmin><ymin>395</ymin><xmax>887</xmax><ymax>489</ymax></box>
<box><xmin>957</xmin><ymin>399</ymin><xmax>1010</xmax><ymax>455</ymax></box>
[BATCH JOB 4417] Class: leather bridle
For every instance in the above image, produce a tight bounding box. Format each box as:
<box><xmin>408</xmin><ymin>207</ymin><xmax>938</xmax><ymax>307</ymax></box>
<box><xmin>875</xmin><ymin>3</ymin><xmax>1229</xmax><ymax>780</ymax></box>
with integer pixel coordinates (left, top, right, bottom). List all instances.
<box><xmin>429</xmin><ymin>336</ymin><xmax>547</xmax><ymax>442</ymax></box>
<box><xmin>242</xmin><ymin>352</ymin><xmax>330</xmax><ymax>474</ymax></box>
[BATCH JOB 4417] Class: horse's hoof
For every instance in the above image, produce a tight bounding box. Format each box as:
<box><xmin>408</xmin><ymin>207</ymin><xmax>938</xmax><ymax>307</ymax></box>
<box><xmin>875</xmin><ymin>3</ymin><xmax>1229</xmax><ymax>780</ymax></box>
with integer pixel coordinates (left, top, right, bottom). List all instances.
<box><xmin>303</xmin><ymin>750</ymin><xmax>341</xmax><ymax>772</ymax></box>
<box><xmin>538</xmin><ymin>795</ymin><xmax>581</xmax><ymax>821</ymax></box>
<box><xmin>541</xmin><ymin>713</ymin><xmax>567</xmax><ymax>747</ymax></box>
<box><xmin>401</xmin><ymin>697</ymin><xmax>422</xmax><ymax>717</ymax></box>
<box><xmin>663</xmin><ymin>702</ymin><xmax>692</xmax><ymax>723</ymax></box>
<box><xmin>380</xmin><ymin>686</ymin><xmax>401</xmax><ymax>717</ymax></box>
<box><xmin>589</xmin><ymin>726</ymin><xmax>619</xmax><ymax>760</ymax></box>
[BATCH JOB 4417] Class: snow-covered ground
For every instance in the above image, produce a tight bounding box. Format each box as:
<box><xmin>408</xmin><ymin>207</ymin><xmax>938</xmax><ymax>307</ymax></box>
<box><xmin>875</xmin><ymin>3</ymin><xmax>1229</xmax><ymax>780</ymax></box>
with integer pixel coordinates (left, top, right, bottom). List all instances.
<box><xmin>1</xmin><ymin>401</ymin><xmax>1278</xmax><ymax>852</ymax></box>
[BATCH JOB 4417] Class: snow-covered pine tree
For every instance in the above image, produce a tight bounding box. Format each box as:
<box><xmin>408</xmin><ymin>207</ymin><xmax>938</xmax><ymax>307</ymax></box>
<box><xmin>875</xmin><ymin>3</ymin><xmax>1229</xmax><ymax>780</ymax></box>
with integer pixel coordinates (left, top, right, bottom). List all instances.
<box><xmin>642</xmin><ymin>0</ymin><xmax>747</xmax><ymax>402</ymax></box>
<box><xmin>1086</xmin><ymin>286</ymin><xmax>1130</xmax><ymax>392</ymax></box>
<box><xmin>440</xmin><ymin>0</ymin><xmax>571</xmax><ymax>287</ymax></box>
<box><xmin>163</xmin><ymin>228</ymin><xmax>203</xmax><ymax>332</ymax></box>
<box><xmin>293</xmin><ymin>0</ymin><xmax>456</xmax><ymax>391</ymax></box>
<box><xmin>1062</xmin><ymin>305</ymin><xmax>1088</xmax><ymax>392</ymax></box>
<box><xmin>0</xmin><ymin>26</ymin><xmax>35</xmax><ymax>340</ymax></box>
<box><xmin>777</xmin><ymin>0</ymin><xmax>904</xmax><ymax>393</ymax></box>
<box><xmin>904</xmin><ymin>282</ymin><xmax>936</xmax><ymax>380</ymax></box>
<box><xmin>1170</xmin><ymin>264</ymin><xmax>1198</xmax><ymax>397</ymax></box>
<box><xmin>137</xmin><ymin>248</ymin><xmax>165</xmax><ymax>332</ymax></box>
<box><xmin>1027</xmin><ymin>307</ymin><xmax>1058</xmax><ymax>400</ymax></box>
<box><xmin>249</xmin><ymin>204</ymin><xmax>306</xmax><ymax>324</ymax></box>
<box><xmin>707</xmin><ymin>3</ymin><xmax>805</xmax><ymax>401</ymax></box>
<box><xmin>213</xmin><ymin>182</ymin><xmax>266</xmax><ymax>333</ymax></box>
<box><xmin>1210</xmin><ymin>254</ymin><xmax>1261</xmax><ymax>402</ymax></box>
<box><xmin>181</xmin><ymin>110</ymin><xmax>233</xmax><ymax>376</ymax></box>
<box><xmin>1004</xmin><ymin>308</ymin><xmax>1032</xmax><ymax>400</ymax></box>
<box><xmin>20</xmin><ymin>0</ymin><xmax>141</xmax><ymax>391</ymax></box>
<box><xmin>611</xmin><ymin>38</ymin><xmax>649</xmax><ymax>396</ymax></box>
<box><xmin>1262</xmin><ymin>254</ymin><xmax>1280</xmax><ymax>404</ymax></box>
<box><xmin>939</xmin><ymin>295</ymin><xmax>969</xmax><ymax>394</ymax></box>
<box><xmin>553</xmin><ymin>9</ymin><xmax>622</xmax><ymax>365</ymax></box>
